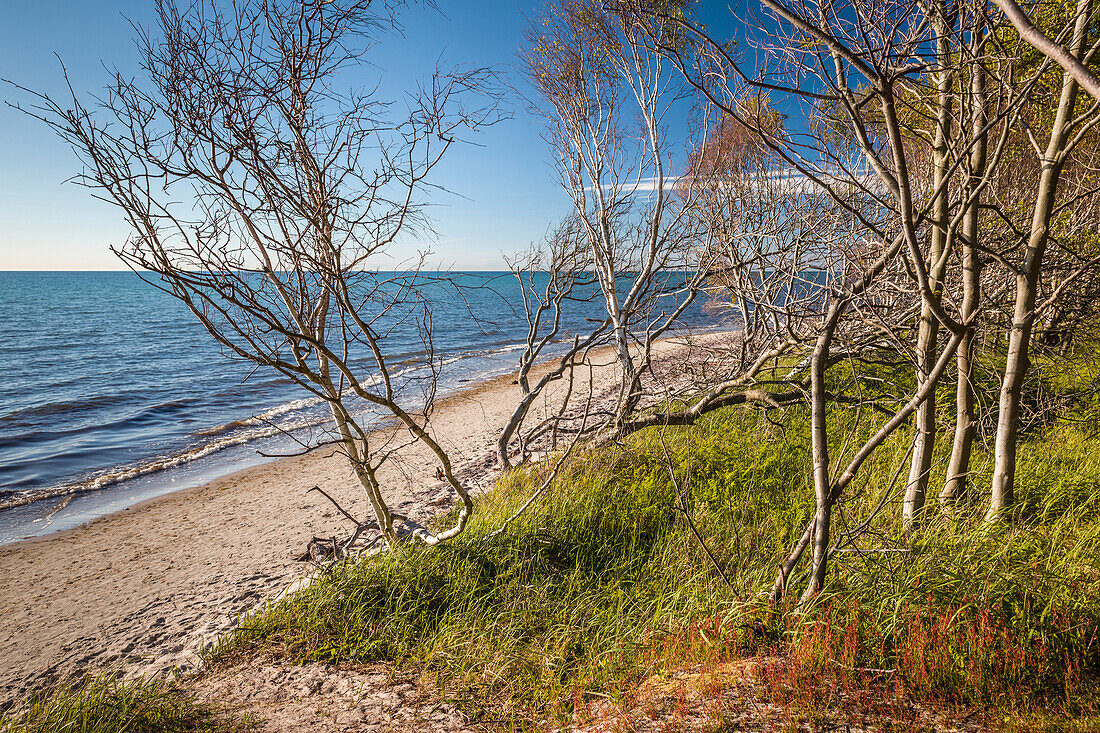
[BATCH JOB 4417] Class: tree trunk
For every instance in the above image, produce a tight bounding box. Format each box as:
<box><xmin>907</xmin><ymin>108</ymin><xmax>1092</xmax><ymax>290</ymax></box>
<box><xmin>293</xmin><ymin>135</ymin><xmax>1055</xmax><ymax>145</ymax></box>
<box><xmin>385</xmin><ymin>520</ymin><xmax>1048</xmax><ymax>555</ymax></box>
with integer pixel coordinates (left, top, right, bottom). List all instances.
<box><xmin>904</xmin><ymin>14</ymin><xmax>953</xmax><ymax>530</ymax></box>
<box><xmin>800</xmin><ymin>304</ymin><xmax>843</xmax><ymax>604</ymax></box>
<box><xmin>331</xmin><ymin>402</ymin><xmax>397</xmax><ymax>544</ymax></box>
<box><xmin>498</xmin><ymin>389</ymin><xmax>539</xmax><ymax>469</ymax></box>
<box><xmin>770</xmin><ymin>517</ymin><xmax>814</xmax><ymax>605</ymax></box>
<box><xmin>942</xmin><ymin>41</ymin><xmax>988</xmax><ymax>508</ymax></box>
<box><xmin>989</xmin><ymin>0</ymin><xmax>1087</xmax><ymax>520</ymax></box>
<box><xmin>942</xmin><ymin>259</ymin><xmax>980</xmax><ymax>506</ymax></box>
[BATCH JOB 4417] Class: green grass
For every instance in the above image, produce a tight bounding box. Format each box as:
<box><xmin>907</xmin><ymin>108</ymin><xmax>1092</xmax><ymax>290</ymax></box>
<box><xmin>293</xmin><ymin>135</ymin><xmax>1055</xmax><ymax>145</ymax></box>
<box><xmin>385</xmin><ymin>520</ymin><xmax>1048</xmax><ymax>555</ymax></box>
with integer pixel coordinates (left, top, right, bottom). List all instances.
<box><xmin>214</xmin><ymin>408</ymin><xmax>805</xmax><ymax>721</ymax></box>
<box><xmin>0</xmin><ymin>674</ymin><xmax>249</xmax><ymax>733</ymax></box>
<box><xmin>212</xmin><ymin>394</ymin><xmax>1100</xmax><ymax>728</ymax></box>
<box><xmin>785</xmin><ymin>420</ymin><xmax>1100</xmax><ymax>726</ymax></box>
<box><xmin>22</xmin><ymin>351</ymin><xmax>1100</xmax><ymax>729</ymax></box>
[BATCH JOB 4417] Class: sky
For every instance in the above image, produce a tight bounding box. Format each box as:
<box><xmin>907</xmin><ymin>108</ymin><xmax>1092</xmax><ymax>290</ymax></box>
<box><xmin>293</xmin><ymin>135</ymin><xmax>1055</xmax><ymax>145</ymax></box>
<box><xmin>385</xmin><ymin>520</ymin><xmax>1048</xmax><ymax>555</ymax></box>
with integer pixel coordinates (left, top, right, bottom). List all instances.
<box><xmin>0</xmin><ymin>1</ymin><xmax>743</xmax><ymax>271</ymax></box>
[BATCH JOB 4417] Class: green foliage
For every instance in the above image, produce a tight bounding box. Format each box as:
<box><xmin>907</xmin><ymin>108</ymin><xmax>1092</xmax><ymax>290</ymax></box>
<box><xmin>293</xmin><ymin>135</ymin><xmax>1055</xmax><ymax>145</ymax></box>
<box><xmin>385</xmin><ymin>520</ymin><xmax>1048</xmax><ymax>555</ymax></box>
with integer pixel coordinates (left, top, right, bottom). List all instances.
<box><xmin>214</xmin><ymin>361</ymin><xmax>1100</xmax><ymax>725</ymax></box>
<box><xmin>0</xmin><ymin>674</ymin><xmax>246</xmax><ymax>733</ymax></box>
<box><xmin>1015</xmin><ymin>425</ymin><xmax>1100</xmax><ymax>519</ymax></box>
<box><xmin>677</xmin><ymin>409</ymin><xmax>812</xmax><ymax>553</ymax></box>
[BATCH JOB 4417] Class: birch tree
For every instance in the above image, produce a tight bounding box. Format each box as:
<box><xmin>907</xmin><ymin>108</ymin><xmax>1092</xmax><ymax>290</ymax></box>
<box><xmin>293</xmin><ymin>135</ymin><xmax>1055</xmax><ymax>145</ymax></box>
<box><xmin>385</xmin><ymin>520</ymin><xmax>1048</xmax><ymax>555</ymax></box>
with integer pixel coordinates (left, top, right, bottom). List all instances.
<box><xmin>988</xmin><ymin>0</ymin><xmax>1100</xmax><ymax>519</ymax></box>
<box><xmin>14</xmin><ymin>0</ymin><xmax>498</xmax><ymax>547</ymax></box>
<box><xmin>641</xmin><ymin>0</ymin><xmax>994</xmax><ymax>596</ymax></box>
<box><xmin>522</xmin><ymin>0</ymin><xmax>707</xmax><ymax>431</ymax></box>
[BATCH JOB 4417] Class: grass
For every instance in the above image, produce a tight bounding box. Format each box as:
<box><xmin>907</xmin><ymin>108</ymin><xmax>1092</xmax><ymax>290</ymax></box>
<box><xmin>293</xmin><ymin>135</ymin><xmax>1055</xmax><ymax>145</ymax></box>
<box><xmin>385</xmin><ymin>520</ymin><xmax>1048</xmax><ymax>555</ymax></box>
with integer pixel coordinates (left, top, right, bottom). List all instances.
<box><xmin>770</xmin><ymin>420</ymin><xmax>1100</xmax><ymax>729</ymax></box>
<box><xmin>211</xmin><ymin>394</ymin><xmax>1100</xmax><ymax>729</ymax></box>
<box><xmin>0</xmin><ymin>674</ymin><xmax>250</xmax><ymax>733</ymax></box>
<box><xmin>214</xmin><ymin>408</ymin><xmax>804</xmax><ymax>724</ymax></box>
<box><xmin>14</xmin><ymin>351</ymin><xmax>1100</xmax><ymax>730</ymax></box>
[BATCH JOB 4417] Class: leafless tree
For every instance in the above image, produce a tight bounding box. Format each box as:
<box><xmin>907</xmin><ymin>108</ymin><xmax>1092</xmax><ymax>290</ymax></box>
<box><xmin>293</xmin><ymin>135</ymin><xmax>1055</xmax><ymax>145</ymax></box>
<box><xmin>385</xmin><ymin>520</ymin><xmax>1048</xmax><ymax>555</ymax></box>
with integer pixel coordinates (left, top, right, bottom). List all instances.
<box><xmin>610</xmin><ymin>97</ymin><xmax>872</xmax><ymax>440</ymax></box>
<box><xmin>520</xmin><ymin>0</ymin><xmax>709</xmax><ymax>435</ymax></box>
<box><xmin>11</xmin><ymin>0</ymin><xmax>499</xmax><ymax>548</ymax></box>
<box><xmin>941</xmin><ymin>8</ymin><xmax>994</xmax><ymax>508</ymax></box>
<box><xmin>986</xmin><ymin>0</ymin><xmax>1100</xmax><ymax>518</ymax></box>
<box><xmin>629</xmin><ymin>0</ymin><xmax>1100</xmax><ymax>606</ymax></box>
<box><xmin>496</xmin><ymin>218</ymin><xmax>609</xmax><ymax>469</ymax></box>
<box><xmin>633</xmin><ymin>0</ymin><xmax>1001</xmax><ymax>598</ymax></box>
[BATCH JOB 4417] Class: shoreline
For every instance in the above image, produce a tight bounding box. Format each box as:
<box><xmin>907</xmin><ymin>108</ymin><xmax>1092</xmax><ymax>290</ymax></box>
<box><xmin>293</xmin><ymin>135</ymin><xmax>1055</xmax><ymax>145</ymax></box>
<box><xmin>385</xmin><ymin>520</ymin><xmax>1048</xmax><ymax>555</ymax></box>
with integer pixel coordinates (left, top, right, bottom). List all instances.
<box><xmin>0</xmin><ymin>341</ymin><xmax>630</xmax><ymax>707</ymax></box>
<box><xmin>0</xmin><ymin>331</ymin><xmax>732</xmax><ymax>708</ymax></box>
<box><xmin>0</xmin><ymin>347</ymin><xmax>533</xmax><ymax>546</ymax></box>
<box><xmin>4</xmin><ymin>362</ymin><xmax>527</xmax><ymax>554</ymax></box>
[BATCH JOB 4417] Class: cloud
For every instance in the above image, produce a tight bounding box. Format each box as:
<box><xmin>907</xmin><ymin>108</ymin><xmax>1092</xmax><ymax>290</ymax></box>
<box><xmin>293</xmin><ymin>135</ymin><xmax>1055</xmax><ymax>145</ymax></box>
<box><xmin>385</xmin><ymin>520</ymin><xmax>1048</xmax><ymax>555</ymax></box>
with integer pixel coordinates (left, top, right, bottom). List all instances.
<box><xmin>590</xmin><ymin>167</ymin><xmax>879</xmax><ymax>197</ymax></box>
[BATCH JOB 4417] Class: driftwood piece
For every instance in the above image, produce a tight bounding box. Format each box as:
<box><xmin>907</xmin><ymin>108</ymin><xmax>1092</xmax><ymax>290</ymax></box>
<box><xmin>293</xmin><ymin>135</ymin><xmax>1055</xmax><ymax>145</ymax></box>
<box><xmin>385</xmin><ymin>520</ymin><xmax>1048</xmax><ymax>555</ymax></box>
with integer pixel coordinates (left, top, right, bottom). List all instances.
<box><xmin>295</xmin><ymin>484</ymin><xmax>438</xmax><ymax>563</ymax></box>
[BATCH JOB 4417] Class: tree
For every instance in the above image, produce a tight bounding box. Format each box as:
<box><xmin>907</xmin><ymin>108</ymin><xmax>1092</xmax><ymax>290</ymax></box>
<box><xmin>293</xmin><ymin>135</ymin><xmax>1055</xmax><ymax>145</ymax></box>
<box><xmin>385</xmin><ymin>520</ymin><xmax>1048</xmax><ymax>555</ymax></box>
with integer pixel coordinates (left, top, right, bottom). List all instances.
<box><xmin>642</xmin><ymin>0</ymin><xmax>986</xmax><ymax>597</ymax></box>
<box><xmin>13</xmin><ymin>0</ymin><xmax>498</xmax><ymax>547</ymax></box>
<box><xmin>990</xmin><ymin>0</ymin><xmax>1100</xmax><ymax>101</ymax></box>
<box><xmin>988</xmin><ymin>0</ymin><xmax>1100</xmax><ymax>519</ymax></box>
<box><xmin>497</xmin><ymin>219</ymin><xmax>608</xmax><ymax>469</ymax></box>
<box><xmin>637</xmin><ymin>0</ymin><xmax>1100</xmax><ymax>603</ymax></box>
<box><xmin>521</xmin><ymin>0</ymin><xmax>708</xmax><ymax>433</ymax></box>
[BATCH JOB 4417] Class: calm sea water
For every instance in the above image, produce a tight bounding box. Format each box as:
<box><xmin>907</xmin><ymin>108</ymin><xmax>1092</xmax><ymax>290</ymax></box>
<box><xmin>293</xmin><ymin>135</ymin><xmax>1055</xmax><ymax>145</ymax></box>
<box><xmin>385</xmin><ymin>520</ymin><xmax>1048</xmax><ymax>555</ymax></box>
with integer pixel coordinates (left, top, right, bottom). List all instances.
<box><xmin>0</xmin><ymin>271</ymin><xmax>718</xmax><ymax>543</ymax></box>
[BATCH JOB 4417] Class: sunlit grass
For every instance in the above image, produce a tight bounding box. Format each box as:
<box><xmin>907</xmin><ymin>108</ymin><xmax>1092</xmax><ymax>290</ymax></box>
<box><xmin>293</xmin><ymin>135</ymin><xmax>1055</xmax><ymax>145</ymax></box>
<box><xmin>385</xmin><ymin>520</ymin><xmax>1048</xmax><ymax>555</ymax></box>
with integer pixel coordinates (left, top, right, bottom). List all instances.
<box><xmin>21</xmin><ymin>354</ymin><xmax>1100</xmax><ymax>729</ymax></box>
<box><xmin>0</xmin><ymin>673</ymin><xmax>250</xmax><ymax>733</ymax></box>
<box><xmin>214</xmin><ymin>400</ymin><xmax>1100</xmax><ymax>727</ymax></box>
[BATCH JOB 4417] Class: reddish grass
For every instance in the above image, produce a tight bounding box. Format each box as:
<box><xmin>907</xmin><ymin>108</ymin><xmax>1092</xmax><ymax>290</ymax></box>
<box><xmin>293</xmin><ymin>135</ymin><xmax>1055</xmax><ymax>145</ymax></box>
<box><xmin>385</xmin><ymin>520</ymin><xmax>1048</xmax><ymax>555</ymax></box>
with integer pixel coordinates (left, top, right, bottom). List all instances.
<box><xmin>755</xmin><ymin>598</ymin><xmax>1100</xmax><ymax>731</ymax></box>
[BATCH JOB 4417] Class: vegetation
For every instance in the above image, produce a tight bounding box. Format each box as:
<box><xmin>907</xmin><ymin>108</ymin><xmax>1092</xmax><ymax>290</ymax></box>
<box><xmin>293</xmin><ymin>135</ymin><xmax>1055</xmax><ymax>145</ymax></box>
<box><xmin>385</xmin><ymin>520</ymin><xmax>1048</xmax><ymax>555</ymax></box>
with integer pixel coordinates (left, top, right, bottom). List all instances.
<box><xmin>17</xmin><ymin>386</ymin><xmax>1099</xmax><ymax>727</ymax></box>
<box><xmin>207</xmin><ymin>354</ymin><xmax>1100</xmax><ymax>729</ymax></box>
<box><xmin>12</xmin><ymin>0</ymin><xmax>499</xmax><ymax>549</ymax></box>
<box><xmin>0</xmin><ymin>674</ymin><xmax>249</xmax><ymax>733</ymax></box>
<box><xmin>14</xmin><ymin>0</ymin><xmax>1100</xmax><ymax>728</ymax></box>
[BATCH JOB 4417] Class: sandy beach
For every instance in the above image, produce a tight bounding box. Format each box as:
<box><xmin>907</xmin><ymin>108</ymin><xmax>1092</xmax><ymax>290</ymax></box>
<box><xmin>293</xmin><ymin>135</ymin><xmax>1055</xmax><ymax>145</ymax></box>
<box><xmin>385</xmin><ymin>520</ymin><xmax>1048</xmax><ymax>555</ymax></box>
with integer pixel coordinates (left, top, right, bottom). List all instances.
<box><xmin>0</xmin><ymin>335</ymin><xmax>724</xmax><ymax>710</ymax></box>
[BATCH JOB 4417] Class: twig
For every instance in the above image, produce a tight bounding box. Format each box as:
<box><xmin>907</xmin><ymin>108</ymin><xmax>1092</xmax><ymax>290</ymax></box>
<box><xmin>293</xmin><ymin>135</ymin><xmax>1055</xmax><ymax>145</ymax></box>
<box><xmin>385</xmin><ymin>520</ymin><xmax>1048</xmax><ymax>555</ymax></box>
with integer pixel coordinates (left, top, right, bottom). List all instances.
<box><xmin>658</xmin><ymin>433</ymin><xmax>744</xmax><ymax>602</ymax></box>
<box><xmin>307</xmin><ymin>485</ymin><xmax>362</xmax><ymax>527</ymax></box>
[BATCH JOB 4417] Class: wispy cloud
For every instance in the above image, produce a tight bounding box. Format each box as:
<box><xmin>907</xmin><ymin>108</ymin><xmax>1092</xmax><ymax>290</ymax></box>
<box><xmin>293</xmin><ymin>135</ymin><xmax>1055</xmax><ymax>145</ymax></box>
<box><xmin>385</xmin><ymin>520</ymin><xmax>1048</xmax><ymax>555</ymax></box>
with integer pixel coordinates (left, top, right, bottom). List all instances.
<box><xmin>590</xmin><ymin>168</ymin><xmax>878</xmax><ymax>196</ymax></box>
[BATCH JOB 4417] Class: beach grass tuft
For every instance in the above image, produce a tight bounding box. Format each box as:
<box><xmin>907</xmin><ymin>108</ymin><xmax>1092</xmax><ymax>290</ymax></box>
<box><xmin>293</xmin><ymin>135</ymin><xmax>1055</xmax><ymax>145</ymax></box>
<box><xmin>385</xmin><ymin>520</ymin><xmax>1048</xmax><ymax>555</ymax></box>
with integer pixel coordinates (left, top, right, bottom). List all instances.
<box><xmin>0</xmin><ymin>673</ymin><xmax>250</xmax><ymax>733</ymax></box>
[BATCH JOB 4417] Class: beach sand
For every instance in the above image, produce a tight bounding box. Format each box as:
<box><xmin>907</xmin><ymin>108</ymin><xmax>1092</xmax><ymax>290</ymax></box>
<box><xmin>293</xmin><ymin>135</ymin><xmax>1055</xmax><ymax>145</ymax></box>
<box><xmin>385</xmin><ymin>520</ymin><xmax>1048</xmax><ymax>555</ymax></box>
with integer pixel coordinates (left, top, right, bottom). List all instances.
<box><xmin>0</xmin><ymin>332</ymin><xmax>733</xmax><ymax>727</ymax></box>
<box><xmin>0</xmin><ymin>335</ymin><xmax>722</xmax><ymax>707</ymax></box>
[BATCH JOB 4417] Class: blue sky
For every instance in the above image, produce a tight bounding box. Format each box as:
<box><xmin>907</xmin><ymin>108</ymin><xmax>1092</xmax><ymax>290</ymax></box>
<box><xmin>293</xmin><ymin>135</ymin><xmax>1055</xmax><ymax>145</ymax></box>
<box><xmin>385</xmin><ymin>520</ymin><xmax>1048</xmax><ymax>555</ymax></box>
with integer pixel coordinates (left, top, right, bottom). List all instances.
<box><xmin>0</xmin><ymin>1</ymin><xmax>742</xmax><ymax>271</ymax></box>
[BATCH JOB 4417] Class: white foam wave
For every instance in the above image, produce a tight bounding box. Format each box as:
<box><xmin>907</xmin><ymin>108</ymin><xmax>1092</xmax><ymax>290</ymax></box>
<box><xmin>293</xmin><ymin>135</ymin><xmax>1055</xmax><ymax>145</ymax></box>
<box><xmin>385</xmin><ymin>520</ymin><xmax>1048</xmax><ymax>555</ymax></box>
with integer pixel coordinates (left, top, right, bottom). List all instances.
<box><xmin>0</xmin><ymin>410</ymin><xmax>339</xmax><ymax>511</ymax></box>
<box><xmin>0</xmin><ymin>346</ymin><xmax>532</xmax><ymax>513</ymax></box>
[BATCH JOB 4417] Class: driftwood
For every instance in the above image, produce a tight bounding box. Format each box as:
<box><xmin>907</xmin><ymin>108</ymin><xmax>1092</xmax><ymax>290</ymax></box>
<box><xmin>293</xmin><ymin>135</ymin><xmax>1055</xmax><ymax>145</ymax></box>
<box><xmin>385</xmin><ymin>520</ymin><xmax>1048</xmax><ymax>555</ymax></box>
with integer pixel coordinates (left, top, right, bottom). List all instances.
<box><xmin>296</xmin><ymin>536</ymin><xmax>346</xmax><ymax>563</ymax></box>
<box><xmin>297</xmin><ymin>486</ymin><xmax>439</xmax><ymax>564</ymax></box>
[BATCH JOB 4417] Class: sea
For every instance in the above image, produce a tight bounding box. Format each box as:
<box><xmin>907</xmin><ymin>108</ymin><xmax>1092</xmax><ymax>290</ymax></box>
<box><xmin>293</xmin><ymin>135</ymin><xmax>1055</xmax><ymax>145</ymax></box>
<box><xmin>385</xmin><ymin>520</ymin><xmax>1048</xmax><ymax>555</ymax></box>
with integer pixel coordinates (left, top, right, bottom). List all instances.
<box><xmin>0</xmin><ymin>271</ymin><xmax>721</xmax><ymax>545</ymax></box>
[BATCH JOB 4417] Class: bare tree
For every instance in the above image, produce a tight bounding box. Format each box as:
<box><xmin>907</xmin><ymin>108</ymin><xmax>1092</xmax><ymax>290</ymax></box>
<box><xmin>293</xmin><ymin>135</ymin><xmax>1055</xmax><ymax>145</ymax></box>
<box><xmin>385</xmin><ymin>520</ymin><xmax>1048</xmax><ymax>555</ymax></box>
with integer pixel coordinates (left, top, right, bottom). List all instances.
<box><xmin>941</xmin><ymin>9</ymin><xmax>994</xmax><ymax>508</ymax></box>
<box><xmin>636</xmin><ymin>0</ymin><xmax>994</xmax><ymax>597</ymax></box>
<box><xmin>987</xmin><ymin>0</ymin><xmax>1100</xmax><ymax>519</ymax></box>
<box><xmin>496</xmin><ymin>218</ymin><xmax>609</xmax><ymax>469</ymax></box>
<box><xmin>12</xmin><ymin>0</ymin><xmax>499</xmax><ymax>548</ymax></box>
<box><xmin>610</xmin><ymin>97</ymin><xmax>861</xmax><ymax>440</ymax></box>
<box><xmin>521</xmin><ymin>0</ymin><xmax>708</xmax><ymax>434</ymax></box>
<box><xmin>637</xmin><ymin>0</ymin><xmax>1100</xmax><ymax>600</ymax></box>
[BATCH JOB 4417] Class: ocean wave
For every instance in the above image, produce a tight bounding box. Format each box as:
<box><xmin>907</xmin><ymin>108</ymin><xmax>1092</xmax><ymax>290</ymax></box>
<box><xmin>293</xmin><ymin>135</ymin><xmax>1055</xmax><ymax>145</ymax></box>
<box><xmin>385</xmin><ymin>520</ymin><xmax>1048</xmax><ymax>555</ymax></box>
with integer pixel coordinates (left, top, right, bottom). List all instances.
<box><xmin>194</xmin><ymin>396</ymin><xmax>324</xmax><ymax>437</ymax></box>
<box><xmin>0</xmin><ymin>410</ymin><xmax>339</xmax><ymax>511</ymax></box>
<box><xmin>1</xmin><ymin>392</ymin><xmax>160</xmax><ymax>424</ymax></box>
<box><xmin>0</xmin><ymin>341</ymin><xmax>562</xmax><ymax>513</ymax></box>
<box><xmin>486</xmin><ymin>342</ymin><xmax>528</xmax><ymax>355</ymax></box>
<box><xmin>0</xmin><ymin>398</ymin><xmax>206</xmax><ymax>449</ymax></box>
